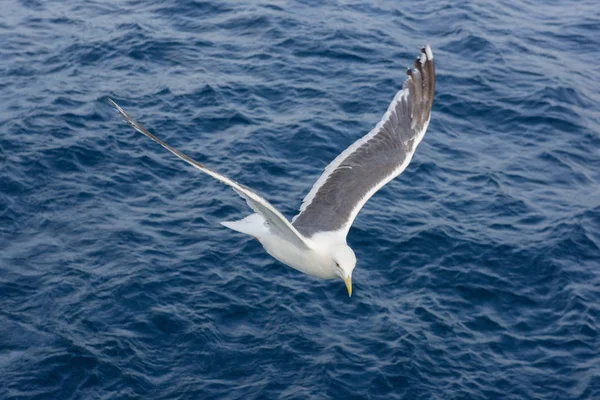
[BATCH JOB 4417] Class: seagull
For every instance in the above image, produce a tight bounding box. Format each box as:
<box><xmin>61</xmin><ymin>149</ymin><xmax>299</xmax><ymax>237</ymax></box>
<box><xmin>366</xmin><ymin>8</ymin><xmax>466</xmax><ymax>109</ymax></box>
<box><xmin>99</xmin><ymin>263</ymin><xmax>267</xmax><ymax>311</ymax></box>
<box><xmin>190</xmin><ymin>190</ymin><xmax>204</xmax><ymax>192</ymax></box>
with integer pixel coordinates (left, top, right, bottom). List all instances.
<box><xmin>109</xmin><ymin>45</ymin><xmax>435</xmax><ymax>297</ymax></box>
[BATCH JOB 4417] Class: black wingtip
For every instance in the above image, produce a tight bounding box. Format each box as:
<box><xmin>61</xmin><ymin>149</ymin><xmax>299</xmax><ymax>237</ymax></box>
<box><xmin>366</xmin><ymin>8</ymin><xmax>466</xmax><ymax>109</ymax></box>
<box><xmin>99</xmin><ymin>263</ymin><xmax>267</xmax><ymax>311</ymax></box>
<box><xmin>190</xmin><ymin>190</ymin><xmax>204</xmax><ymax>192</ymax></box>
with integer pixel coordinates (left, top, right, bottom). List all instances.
<box><xmin>107</xmin><ymin>97</ymin><xmax>123</xmax><ymax>114</ymax></box>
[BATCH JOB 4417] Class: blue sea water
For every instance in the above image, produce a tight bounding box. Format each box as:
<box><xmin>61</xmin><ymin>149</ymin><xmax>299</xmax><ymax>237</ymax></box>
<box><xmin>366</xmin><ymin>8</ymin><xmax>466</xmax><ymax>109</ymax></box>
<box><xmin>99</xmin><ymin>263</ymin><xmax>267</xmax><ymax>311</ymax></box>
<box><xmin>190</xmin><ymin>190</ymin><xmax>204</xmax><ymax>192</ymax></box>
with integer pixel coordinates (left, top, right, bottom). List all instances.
<box><xmin>1</xmin><ymin>0</ymin><xmax>600</xmax><ymax>398</ymax></box>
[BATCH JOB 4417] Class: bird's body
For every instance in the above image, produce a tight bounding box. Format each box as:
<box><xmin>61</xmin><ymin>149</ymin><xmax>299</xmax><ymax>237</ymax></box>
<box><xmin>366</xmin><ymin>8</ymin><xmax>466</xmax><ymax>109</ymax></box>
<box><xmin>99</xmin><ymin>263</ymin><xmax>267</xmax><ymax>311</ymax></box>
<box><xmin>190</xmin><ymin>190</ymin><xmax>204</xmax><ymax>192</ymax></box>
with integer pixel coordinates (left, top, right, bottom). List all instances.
<box><xmin>261</xmin><ymin>231</ymin><xmax>344</xmax><ymax>280</ymax></box>
<box><xmin>109</xmin><ymin>45</ymin><xmax>435</xmax><ymax>296</ymax></box>
<box><xmin>222</xmin><ymin>213</ymin><xmax>342</xmax><ymax>279</ymax></box>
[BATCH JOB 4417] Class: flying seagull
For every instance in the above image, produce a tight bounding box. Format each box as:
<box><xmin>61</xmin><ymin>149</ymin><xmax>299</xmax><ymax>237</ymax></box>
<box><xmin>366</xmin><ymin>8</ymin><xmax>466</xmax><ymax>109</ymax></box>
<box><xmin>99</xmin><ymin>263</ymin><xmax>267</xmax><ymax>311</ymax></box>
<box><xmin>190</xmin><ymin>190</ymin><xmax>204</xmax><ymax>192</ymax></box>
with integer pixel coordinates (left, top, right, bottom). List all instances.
<box><xmin>109</xmin><ymin>45</ymin><xmax>435</xmax><ymax>297</ymax></box>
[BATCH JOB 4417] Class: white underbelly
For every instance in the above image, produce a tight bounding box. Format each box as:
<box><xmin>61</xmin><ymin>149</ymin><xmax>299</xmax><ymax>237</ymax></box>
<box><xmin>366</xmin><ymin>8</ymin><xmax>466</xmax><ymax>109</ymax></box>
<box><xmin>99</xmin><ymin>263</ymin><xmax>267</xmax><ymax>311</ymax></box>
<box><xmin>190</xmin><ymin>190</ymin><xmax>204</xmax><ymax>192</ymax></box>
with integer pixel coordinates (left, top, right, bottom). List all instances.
<box><xmin>258</xmin><ymin>234</ymin><xmax>337</xmax><ymax>279</ymax></box>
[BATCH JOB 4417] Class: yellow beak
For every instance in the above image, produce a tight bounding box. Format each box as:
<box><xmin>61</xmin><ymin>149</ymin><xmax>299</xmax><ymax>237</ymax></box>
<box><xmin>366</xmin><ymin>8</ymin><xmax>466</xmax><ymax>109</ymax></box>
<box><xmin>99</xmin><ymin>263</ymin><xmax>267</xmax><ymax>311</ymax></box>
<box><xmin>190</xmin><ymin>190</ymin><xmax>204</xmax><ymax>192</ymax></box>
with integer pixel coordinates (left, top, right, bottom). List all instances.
<box><xmin>344</xmin><ymin>276</ymin><xmax>352</xmax><ymax>297</ymax></box>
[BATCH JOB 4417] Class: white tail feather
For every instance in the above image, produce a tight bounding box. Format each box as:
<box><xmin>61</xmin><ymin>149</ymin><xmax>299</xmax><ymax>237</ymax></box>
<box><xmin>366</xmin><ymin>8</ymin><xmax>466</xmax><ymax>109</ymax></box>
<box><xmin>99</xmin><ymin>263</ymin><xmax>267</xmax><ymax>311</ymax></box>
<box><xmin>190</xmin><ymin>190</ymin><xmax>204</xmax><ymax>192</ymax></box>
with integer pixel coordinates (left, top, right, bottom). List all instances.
<box><xmin>220</xmin><ymin>213</ymin><xmax>267</xmax><ymax>238</ymax></box>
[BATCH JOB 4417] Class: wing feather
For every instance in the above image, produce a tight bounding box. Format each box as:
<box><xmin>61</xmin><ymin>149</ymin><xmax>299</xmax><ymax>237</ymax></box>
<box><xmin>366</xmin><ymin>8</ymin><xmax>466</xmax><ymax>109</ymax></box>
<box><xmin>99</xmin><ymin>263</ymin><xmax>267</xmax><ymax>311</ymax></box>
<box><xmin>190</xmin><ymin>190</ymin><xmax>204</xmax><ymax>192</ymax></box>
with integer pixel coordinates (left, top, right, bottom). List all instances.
<box><xmin>108</xmin><ymin>99</ymin><xmax>311</xmax><ymax>250</ymax></box>
<box><xmin>292</xmin><ymin>45</ymin><xmax>435</xmax><ymax>238</ymax></box>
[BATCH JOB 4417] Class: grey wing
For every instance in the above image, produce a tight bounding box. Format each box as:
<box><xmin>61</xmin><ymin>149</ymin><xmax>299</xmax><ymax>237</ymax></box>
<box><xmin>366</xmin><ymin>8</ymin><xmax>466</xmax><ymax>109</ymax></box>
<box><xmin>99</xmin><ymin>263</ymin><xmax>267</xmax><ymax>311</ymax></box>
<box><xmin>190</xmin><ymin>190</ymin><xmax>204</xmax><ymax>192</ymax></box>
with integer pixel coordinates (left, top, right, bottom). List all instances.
<box><xmin>108</xmin><ymin>99</ymin><xmax>311</xmax><ymax>250</ymax></box>
<box><xmin>292</xmin><ymin>45</ymin><xmax>435</xmax><ymax>238</ymax></box>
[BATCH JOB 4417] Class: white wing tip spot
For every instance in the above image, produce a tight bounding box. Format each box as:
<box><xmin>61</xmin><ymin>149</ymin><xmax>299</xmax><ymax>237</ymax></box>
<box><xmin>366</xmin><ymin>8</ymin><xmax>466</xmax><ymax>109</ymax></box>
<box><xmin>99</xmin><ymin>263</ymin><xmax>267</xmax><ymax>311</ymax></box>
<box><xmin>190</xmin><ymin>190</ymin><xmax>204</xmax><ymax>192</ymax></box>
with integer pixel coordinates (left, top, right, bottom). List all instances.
<box><xmin>425</xmin><ymin>45</ymin><xmax>433</xmax><ymax>60</ymax></box>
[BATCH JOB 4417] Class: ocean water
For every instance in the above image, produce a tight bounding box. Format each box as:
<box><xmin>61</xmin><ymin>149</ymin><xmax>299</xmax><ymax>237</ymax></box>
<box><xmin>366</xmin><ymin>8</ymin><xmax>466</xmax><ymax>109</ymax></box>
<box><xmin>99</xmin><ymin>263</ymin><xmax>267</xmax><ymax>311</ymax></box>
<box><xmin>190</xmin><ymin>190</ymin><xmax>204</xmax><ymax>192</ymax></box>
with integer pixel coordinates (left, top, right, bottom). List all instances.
<box><xmin>1</xmin><ymin>0</ymin><xmax>599</xmax><ymax>399</ymax></box>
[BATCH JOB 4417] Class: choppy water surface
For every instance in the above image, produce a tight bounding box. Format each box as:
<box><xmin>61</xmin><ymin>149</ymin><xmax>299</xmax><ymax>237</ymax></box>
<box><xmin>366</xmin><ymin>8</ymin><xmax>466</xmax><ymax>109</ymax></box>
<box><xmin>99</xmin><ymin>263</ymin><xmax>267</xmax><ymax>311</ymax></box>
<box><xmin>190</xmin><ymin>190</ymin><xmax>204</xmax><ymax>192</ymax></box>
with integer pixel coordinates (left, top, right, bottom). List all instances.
<box><xmin>1</xmin><ymin>1</ymin><xmax>599</xmax><ymax>399</ymax></box>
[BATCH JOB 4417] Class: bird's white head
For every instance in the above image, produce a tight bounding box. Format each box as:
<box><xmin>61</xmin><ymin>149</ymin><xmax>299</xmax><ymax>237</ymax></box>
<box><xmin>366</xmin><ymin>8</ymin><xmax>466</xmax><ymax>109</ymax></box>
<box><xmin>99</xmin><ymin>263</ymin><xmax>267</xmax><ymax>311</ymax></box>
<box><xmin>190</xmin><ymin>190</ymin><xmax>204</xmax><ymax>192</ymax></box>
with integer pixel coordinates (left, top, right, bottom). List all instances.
<box><xmin>332</xmin><ymin>244</ymin><xmax>356</xmax><ymax>296</ymax></box>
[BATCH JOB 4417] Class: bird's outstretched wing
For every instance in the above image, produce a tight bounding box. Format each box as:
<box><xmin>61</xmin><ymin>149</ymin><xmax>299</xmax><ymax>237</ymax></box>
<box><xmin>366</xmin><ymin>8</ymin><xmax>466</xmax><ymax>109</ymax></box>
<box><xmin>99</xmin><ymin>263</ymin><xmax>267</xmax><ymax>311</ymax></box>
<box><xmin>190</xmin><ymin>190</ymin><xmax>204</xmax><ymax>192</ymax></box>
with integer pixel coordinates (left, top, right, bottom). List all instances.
<box><xmin>292</xmin><ymin>45</ymin><xmax>435</xmax><ymax>238</ymax></box>
<box><xmin>108</xmin><ymin>99</ymin><xmax>311</xmax><ymax>250</ymax></box>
